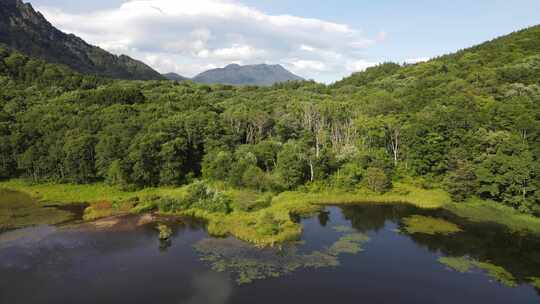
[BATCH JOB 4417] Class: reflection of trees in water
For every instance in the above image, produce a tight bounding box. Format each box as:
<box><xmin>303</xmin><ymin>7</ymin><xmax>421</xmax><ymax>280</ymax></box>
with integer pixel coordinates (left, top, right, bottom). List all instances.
<box><xmin>156</xmin><ymin>217</ymin><xmax>207</xmax><ymax>252</ymax></box>
<box><xmin>341</xmin><ymin>204</ymin><xmax>419</xmax><ymax>232</ymax></box>
<box><xmin>159</xmin><ymin>239</ymin><xmax>172</xmax><ymax>252</ymax></box>
<box><xmin>407</xmin><ymin>222</ymin><xmax>540</xmax><ymax>283</ymax></box>
<box><xmin>340</xmin><ymin>204</ymin><xmax>540</xmax><ymax>284</ymax></box>
<box><xmin>318</xmin><ymin>211</ymin><xmax>330</xmax><ymax>227</ymax></box>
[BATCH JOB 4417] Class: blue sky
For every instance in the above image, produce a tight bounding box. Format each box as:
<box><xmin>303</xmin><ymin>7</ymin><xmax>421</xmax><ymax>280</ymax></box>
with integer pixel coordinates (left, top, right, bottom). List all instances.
<box><xmin>30</xmin><ymin>0</ymin><xmax>540</xmax><ymax>82</ymax></box>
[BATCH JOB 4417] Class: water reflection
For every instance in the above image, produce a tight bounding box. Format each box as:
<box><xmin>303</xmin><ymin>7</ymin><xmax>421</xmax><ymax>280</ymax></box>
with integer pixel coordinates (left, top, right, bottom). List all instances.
<box><xmin>318</xmin><ymin>210</ymin><xmax>330</xmax><ymax>227</ymax></box>
<box><xmin>341</xmin><ymin>204</ymin><xmax>540</xmax><ymax>285</ymax></box>
<box><xmin>1</xmin><ymin>200</ymin><xmax>539</xmax><ymax>303</ymax></box>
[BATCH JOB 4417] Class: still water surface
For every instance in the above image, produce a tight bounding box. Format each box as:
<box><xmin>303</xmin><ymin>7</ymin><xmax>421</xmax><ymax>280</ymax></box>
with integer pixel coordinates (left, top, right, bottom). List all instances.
<box><xmin>0</xmin><ymin>200</ymin><xmax>539</xmax><ymax>304</ymax></box>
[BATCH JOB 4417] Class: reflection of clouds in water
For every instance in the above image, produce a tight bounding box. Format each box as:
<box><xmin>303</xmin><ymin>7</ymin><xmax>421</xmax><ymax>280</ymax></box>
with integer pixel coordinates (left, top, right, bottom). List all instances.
<box><xmin>186</xmin><ymin>272</ymin><xmax>232</xmax><ymax>304</ymax></box>
<box><xmin>0</xmin><ymin>225</ymin><xmax>57</xmax><ymax>249</ymax></box>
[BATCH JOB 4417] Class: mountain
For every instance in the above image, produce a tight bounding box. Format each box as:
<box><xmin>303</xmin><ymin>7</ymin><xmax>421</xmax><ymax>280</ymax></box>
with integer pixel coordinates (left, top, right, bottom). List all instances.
<box><xmin>0</xmin><ymin>0</ymin><xmax>163</xmax><ymax>80</ymax></box>
<box><xmin>192</xmin><ymin>63</ymin><xmax>304</xmax><ymax>86</ymax></box>
<box><xmin>163</xmin><ymin>73</ymin><xmax>189</xmax><ymax>82</ymax></box>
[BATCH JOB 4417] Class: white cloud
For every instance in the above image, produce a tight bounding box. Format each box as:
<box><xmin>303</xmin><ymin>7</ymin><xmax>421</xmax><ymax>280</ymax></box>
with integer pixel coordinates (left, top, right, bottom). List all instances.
<box><xmin>347</xmin><ymin>60</ymin><xmax>379</xmax><ymax>72</ymax></box>
<box><xmin>37</xmin><ymin>0</ymin><xmax>384</xmax><ymax>82</ymax></box>
<box><xmin>287</xmin><ymin>59</ymin><xmax>327</xmax><ymax>72</ymax></box>
<box><xmin>211</xmin><ymin>44</ymin><xmax>265</xmax><ymax>60</ymax></box>
<box><xmin>405</xmin><ymin>57</ymin><xmax>430</xmax><ymax>64</ymax></box>
<box><xmin>300</xmin><ymin>44</ymin><xmax>316</xmax><ymax>52</ymax></box>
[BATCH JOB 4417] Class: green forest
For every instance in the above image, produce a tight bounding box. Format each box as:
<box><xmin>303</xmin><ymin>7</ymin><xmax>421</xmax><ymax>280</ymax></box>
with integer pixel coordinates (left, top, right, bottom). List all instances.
<box><xmin>1</xmin><ymin>24</ymin><xmax>540</xmax><ymax>218</ymax></box>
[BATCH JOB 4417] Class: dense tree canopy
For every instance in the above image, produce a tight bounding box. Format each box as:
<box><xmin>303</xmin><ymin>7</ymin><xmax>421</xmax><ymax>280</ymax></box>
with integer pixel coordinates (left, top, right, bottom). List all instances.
<box><xmin>1</xmin><ymin>25</ymin><xmax>540</xmax><ymax>213</ymax></box>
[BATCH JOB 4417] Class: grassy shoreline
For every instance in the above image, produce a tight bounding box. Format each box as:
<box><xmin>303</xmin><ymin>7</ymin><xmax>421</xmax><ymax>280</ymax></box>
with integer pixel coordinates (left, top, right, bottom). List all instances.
<box><xmin>2</xmin><ymin>179</ymin><xmax>540</xmax><ymax>245</ymax></box>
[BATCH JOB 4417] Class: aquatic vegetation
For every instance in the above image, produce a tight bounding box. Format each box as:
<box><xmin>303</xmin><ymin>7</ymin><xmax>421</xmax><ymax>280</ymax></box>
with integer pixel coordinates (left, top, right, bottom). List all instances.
<box><xmin>438</xmin><ymin>256</ymin><xmax>517</xmax><ymax>287</ymax></box>
<box><xmin>333</xmin><ymin>225</ymin><xmax>355</xmax><ymax>233</ymax></box>
<box><xmin>328</xmin><ymin>233</ymin><xmax>370</xmax><ymax>255</ymax></box>
<box><xmin>194</xmin><ymin>230</ymin><xmax>370</xmax><ymax>284</ymax></box>
<box><xmin>438</xmin><ymin>257</ymin><xmax>474</xmax><ymax>273</ymax></box>
<box><xmin>157</xmin><ymin>224</ymin><xmax>173</xmax><ymax>240</ymax></box>
<box><xmin>475</xmin><ymin>261</ymin><xmax>517</xmax><ymax>287</ymax></box>
<box><xmin>402</xmin><ymin>215</ymin><xmax>463</xmax><ymax>235</ymax></box>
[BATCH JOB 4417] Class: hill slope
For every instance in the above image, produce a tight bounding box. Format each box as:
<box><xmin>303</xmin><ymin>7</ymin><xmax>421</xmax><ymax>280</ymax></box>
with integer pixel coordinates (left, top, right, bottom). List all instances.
<box><xmin>0</xmin><ymin>0</ymin><xmax>163</xmax><ymax>80</ymax></box>
<box><xmin>163</xmin><ymin>73</ymin><xmax>189</xmax><ymax>82</ymax></box>
<box><xmin>192</xmin><ymin>63</ymin><xmax>304</xmax><ymax>86</ymax></box>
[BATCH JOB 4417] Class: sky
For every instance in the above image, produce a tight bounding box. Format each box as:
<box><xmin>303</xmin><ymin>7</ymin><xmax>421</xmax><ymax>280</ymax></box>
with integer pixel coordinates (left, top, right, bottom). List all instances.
<box><xmin>29</xmin><ymin>0</ymin><xmax>540</xmax><ymax>83</ymax></box>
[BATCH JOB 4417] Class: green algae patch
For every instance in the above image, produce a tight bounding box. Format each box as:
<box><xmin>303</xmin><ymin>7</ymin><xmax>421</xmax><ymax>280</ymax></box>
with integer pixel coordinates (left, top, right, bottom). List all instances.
<box><xmin>328</xmin><ymin>233</ymin><xmax>370</xmax><ymax>255</ymax></box>
<box><xmin>194</xmin><ymin>230</ymin><xmax>370</xmax><ymax>284</ymax></box>
<box><xmin>475</xmin><ymin>261</ymin><xmax>517</xmax><ymax>287</ymax></box>
<box><xmin>438</xmin><ymin>256</ymin><xmax>517</xmax><ymax>287</ymax></box>
<box><xmin>402</xmin><ymin>215</ymin><xmax>462</xmax><ymax>235</ymax></box>
<box><xmin>438</xmin><ymin>257</ymin><xmax>474</xmax><ymax>273</ymax></box>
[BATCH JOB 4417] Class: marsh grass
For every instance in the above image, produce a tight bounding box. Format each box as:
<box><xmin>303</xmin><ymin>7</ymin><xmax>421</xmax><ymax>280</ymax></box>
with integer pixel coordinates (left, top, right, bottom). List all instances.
<box><xmin>438</xmin><ymin>256</ymin><xmax>517</xmax><ymax>287</ymax></box>
<box><xmin>0</xmin><ymin>189</ymin><xmax>74</xmax><ymax>230</ymax></box>
<box><xmin>0</xmin><ymin>179</ymin><xmax>185</xmax><ymax>206</ymax></box>
<box><xmin>4</xmin><ymin>179</ymin><xmax>540</xmax><ymax>246</ymax></box>
<box><xmin>402</xmin><ymin>215</ymin><xmax>463</xmax><ymax>235</ymax></box>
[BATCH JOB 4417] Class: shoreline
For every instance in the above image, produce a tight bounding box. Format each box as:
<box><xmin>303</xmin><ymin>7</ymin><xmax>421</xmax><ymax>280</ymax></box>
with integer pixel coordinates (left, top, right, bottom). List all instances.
<box><xmin>2</xmin><ymin>179</ymin><xmax>540</xmax><ymax>246</ymax></box>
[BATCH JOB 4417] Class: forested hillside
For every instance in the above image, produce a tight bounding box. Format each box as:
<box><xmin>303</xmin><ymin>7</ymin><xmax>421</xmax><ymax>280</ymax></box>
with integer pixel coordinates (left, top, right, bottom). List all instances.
<box><xmin>1</xmin><ymin>25</ymin><xmax>539</xmax><ymax>214</ymax></box>
<box><xmin>0</xmin><ymin>0</ymin><xmax>164</xmax><ymax>80</ymax></box>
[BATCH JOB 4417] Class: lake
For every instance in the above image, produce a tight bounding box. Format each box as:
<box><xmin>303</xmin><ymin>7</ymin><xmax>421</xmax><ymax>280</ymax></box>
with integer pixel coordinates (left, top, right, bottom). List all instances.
<box><xmin>1</xmin><ymin>195</ymin><xmax>539</xmax><ymax>303</ymax></box>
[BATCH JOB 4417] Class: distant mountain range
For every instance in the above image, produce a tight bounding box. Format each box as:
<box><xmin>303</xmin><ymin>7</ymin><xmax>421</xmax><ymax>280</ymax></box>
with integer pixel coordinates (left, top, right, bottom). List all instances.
<box><xmin>0</xmin><ymin>0</ymin><xmax>164</xmax><ymax>80</ymax></box>
<box><xmin>1</xmin><ymin>0</ymin><xmax>304</xmax><ymax>85</ymax></box>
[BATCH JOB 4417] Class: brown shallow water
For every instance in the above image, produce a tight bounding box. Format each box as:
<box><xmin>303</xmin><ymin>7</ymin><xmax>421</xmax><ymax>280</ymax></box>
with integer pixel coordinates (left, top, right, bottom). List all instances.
<box><xmin>0</xmin><ymin>194</ymin><xmax>539</xmax><ymax>303</ymax></box>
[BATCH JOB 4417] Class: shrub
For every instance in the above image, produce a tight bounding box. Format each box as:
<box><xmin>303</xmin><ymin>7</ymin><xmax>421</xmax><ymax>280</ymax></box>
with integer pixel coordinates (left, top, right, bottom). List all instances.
<box><xmin>242</xmin><ymin>165</ymin><xmax>268</xmax><ymax>191</ymax></box>
<box><xmin>332</xmin><ymin>162</ymin><xmax>365</xmax><ymax>189</ymax></box>
<box><xmin>364</xmin><ymin>167</ymin><xmax>391</xmax><ymax>193</ymax></box>
<box><xmin>157</xmin><ymin>197</ymin><xmax>187</xmax><ymax>213</ymax></box>
<box><xmin>256</xmin><ymin>212</ymin><xmax>282</xmax><ymax>236</ymax></box>
<box><xmin>191</xmin><ymin>191</ymin><xmax>232</xmax><ymax>213</ymax></box>
<box><xmin>182</xmin><ymin>181</ymin><xmax>232</xmax><ymax>214</ymax></box>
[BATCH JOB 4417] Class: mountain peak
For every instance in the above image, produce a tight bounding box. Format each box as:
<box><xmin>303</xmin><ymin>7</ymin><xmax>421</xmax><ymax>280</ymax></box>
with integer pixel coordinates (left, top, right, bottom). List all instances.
<box><xmin>225</xmin><ymin>63</ymin><xmax>242</xmax><ymax>69</ymax></box>
<box><xmin>193</xmin><ymin>63</ymin><xmax>304</xmax><ymax>86</ymax></box>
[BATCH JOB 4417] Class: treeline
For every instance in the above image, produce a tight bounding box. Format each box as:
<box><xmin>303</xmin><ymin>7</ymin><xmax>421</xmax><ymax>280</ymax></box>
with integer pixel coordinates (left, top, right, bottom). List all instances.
<box><xmin>1</xmin><ymin>26</ymin><xmax>540</xmax><ymax>213</ymax></box>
